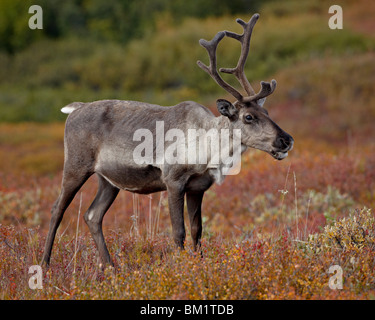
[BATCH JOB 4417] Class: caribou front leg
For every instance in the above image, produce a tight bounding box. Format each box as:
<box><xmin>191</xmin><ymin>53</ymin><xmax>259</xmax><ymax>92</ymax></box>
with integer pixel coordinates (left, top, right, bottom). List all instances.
<box><xmin>167</xmin><ymin>183</ymin><xmax>186</xmax><ymax>249</ymax></box>
<box><xmin>186</xmin><ymin>191</ymin><xmax>204</xmax><ymax>251</ymax></box>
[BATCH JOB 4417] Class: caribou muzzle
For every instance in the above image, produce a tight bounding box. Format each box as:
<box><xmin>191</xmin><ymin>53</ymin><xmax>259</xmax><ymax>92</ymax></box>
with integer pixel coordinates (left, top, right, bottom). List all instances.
<box><xmin>270</xmin><ymin>133</ymin><xmax>294</xmax><ymax>160</ymax></box>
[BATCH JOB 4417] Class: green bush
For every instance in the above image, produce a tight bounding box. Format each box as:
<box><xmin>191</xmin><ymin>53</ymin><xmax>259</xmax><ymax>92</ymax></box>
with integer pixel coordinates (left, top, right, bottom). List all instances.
<box><xmin>307</xmin><ymin>208</ymin><xmax>375</xmax><ymax>253</ymax></box>
<box><xmin>0</xmin><ymin>0</ymin><xmax>260</xmax><ymax>54</ymax></box>
<box><xmin>0</xmin><ymin>1</ymin><xmax>374</xmax><ymax>122</ymax></box>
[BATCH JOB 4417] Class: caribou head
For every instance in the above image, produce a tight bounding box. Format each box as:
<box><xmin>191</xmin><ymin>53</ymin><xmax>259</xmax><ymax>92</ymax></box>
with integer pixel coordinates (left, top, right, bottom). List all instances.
<box><xmin>197</xmin><ymin>13</ymin><xmax>294</xmax><ymax>160</ymax></box>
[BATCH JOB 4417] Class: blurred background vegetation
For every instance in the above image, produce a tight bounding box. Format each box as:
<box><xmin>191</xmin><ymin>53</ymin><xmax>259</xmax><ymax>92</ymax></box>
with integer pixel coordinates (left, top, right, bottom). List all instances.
<box><xmin>0</xmin><ymin>0</ymin><xmax>373</xmax><ymax>122</ymax></box>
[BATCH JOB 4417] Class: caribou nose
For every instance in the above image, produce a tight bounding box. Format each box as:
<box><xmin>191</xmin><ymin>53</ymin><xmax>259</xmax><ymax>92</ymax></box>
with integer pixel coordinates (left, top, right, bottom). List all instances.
<box><xmin>276</xmin><ymin>135</ymin><xmax>294</xmax><ymax>151</ymax></box>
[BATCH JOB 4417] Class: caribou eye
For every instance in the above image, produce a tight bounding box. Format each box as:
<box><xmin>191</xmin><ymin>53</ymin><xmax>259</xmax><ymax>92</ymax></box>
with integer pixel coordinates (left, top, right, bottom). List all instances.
<box><xmin>245</xmin><ymin>114</ymin><xmax>254</xmax><ymax>122</ymax></box>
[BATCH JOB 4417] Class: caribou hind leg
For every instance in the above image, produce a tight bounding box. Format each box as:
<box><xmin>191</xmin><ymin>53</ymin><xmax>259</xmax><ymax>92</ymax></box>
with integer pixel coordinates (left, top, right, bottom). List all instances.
<box><xmin>41</xmin><ymin>170</ymin><xmax>91</xmax><ymax>266</ymax></box>
<box><xmin>83</xmin><ymin>174</ymin><xmax>119</xmax><ymax>266</ymax></box>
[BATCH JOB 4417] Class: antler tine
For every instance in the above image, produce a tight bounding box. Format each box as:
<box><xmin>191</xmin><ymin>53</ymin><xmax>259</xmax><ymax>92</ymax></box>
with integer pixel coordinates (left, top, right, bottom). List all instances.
<box><xmin>219</xmin><ymin>14</ymin><xmax>260</xmax><ymax>96</ymax></box>
<box><xmin>197</xmin><ymin>31</ymin><xmax>244</xmax><ymax>102</ymax></box>
<box><xmin>243</xmin><ymin>79</ymin><xmax>277</xmax><ymax>103</ymax></box>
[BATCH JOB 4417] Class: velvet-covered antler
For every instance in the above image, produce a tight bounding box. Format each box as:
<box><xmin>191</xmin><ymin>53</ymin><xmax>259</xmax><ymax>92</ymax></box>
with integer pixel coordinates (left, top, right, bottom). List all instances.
<box><xmin>197</xmin><ymin>14</ymin><xmax>277</xmax><ymax>104</ymax></box>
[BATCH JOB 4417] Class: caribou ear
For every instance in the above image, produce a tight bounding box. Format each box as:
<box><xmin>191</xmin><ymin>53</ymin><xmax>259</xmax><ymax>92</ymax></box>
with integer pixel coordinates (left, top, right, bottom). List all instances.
<box><xmin>216</xmin><ymin>99</ymin><xmax>238</xmax><ymax>120</ymax></box>
<box><xmin>257</xmin><ymin>97</ymin><xmax>266</xmax><ymax>107</ymax></box>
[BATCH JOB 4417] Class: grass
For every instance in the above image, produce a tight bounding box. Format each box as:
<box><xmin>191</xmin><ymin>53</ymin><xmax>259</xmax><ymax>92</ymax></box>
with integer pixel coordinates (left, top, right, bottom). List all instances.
<box><xmin>1</xmin><ymin>134</ymin><xmax>375</xmax><ymax>299</ymax></box>
<box><xmin>1</xmin><ymin>206</ymin><xmax>374</xmax><ymax>299</ymax></box>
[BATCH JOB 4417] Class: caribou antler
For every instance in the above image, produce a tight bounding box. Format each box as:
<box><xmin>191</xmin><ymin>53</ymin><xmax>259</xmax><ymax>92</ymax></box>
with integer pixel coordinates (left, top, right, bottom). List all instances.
<box><xmin>197</xmin><ymin>32</ymin><xmax>243</xmax><ymax>102</ymax></box>
<box><xmin>197</xmin><ymin>13</ymin><xmax>277</xmax><ymax>104</ymax></box>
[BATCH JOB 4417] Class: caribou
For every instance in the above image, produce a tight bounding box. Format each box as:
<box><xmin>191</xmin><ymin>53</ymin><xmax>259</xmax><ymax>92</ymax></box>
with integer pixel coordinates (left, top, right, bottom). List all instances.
<box><xmin>41</xmin><ymin>13</ymin><xmax>294</xmax><ymax>267</ymax></box>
